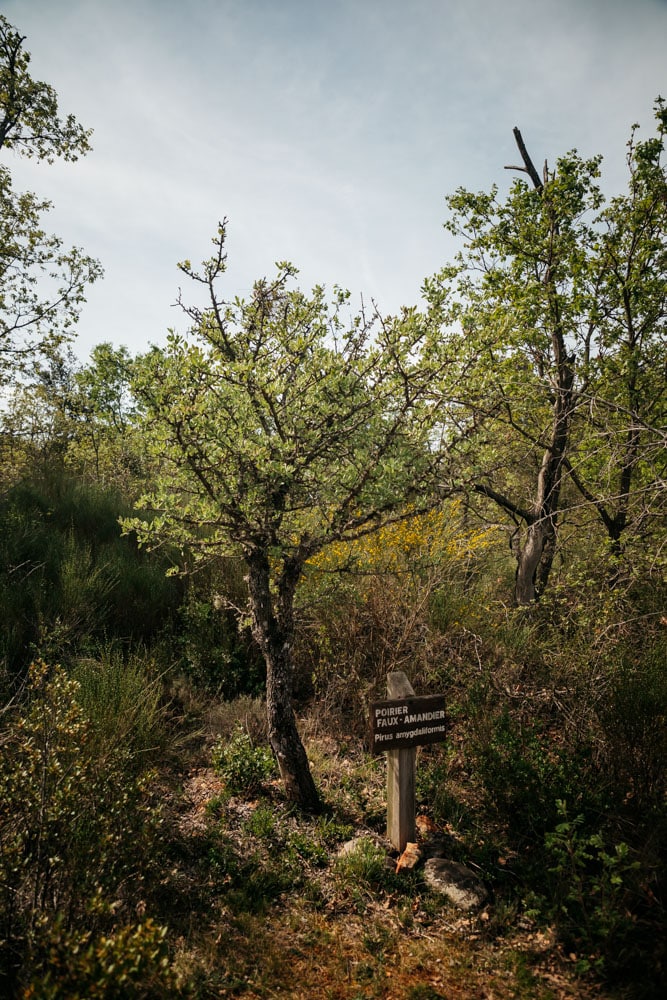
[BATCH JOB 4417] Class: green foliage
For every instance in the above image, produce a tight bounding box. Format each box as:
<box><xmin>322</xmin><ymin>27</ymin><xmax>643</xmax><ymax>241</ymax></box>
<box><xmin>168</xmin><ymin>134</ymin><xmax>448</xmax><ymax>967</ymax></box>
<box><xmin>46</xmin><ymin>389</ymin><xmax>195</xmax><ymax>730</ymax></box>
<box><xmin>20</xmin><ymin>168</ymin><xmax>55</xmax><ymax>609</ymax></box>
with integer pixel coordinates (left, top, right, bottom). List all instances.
<box><xmin>126</xmin><ymin>222</ymin><xmax>451</xmax><ymax>810</ymax></box>
<box><xmin>177</xmin><ymin>585</ymin><xmax>264</xmax><ymax>698</ymax></box>
<box><xmin>334</xmin><ymin>839</ymin><xmax>391</xmax><ymax>890</ymax></box>
<box><xmin>0</xmin><ymin>15</ymin><xmax>101</xmax><ymax>384</ymax></box>
<box><xmin>544</xmin><ymin>803</ymin><xmax>647</xmax><ymax>977</ymax></box>
<box><xmin>237</xmin><ymin>801</ymin><xmax>330</xmax><ymax>870</ymax></box>
<box><xmin>296</xmin><ymin>502</ymin><xmax>496</xmax><ymax>734</ymax></box>
<box><xmin>0</xmin><ymin>474</ymin><xmax>182</xmax><ymax>674</ymax></box>
<box><xmin>240</xmin><ymin>801</ymin><xmax>278</xmax><ymax>841</ymax></box>
<box><xmin>59</xmin><ymin>343</ymin><xmax>144</xmax><ymax>487</ymax></box>
<box><xmin>71</xmin><ymin>646</ymin><xmax>167</xmax><ymax>766</ymax></box>
<box><xmin>471</xmin><ymin>709</ymin><xmax>585</xmax><ymax>839</ymax></box>
<box><xmin>435</xmin><ymin>589</ymin><xmax>667</xmax><ymax>989</ymax></box>
<box><xmin>72</xmin><ymin>342</ymin><xmax>138</xmax><ymax>436</ymax></box>
<box><xmin>423</xmin><ymin>102</ymin><xmax>667</xmax><ymax>604</ymax></box>
<box><xmin>0</xmin><ymin>82</ymin><xmax>663</xmax><ymax>995</ymax></box>
<box><xmin>0</xmin><ymin>169</ymin><xmax>100</xmax><ymax>384</ymax></box>
<box><xmin>0</xmin><ymin>661</ymin><xmax>165</xmax><ymax>992</ymax></box>
<box><xmin>311</xmin><ymin>813</ymin><xmax>354</xmax><ymax>847</ymax></box>
<box><xmin>598</xmin><ymin>637</ymin><xmax>667</xmax><ymax>809</ymax></box>
<box><xmin>415</xmin><ymin>751</ymin><xmax>476</xmax><ymax>837</ymax></box>
<box><xmin>334</xmin><ymin>838</ymin><xmax>424</xmax><ymax>920</ymax></box>
<box><xmin>0</xmin><ymin>15</ymin><xmax>92</xmax><ymax>161</ymax></box>
<box><xmin>196</xmin><ymin>821</ymin><xmax>310</xmax><ymax>917</ymax></box>
<box><xmin>0</xmin><ymin>344</ymin><xmax>149</xmax><ymax>493</ymax></box>
<box><xmin>24</xmin><ymin>917</ymin><xmax>180</xmax><ymax>999</ymax></box>
<box><xmin>128</xmin><ymin>229</ymin><xmax>443</xmax><ymax>570</ymax></box>
<box><xmin>212</xmin><ymin>725</ymin><xmax>276</xmax><ymax>796</ymax></box>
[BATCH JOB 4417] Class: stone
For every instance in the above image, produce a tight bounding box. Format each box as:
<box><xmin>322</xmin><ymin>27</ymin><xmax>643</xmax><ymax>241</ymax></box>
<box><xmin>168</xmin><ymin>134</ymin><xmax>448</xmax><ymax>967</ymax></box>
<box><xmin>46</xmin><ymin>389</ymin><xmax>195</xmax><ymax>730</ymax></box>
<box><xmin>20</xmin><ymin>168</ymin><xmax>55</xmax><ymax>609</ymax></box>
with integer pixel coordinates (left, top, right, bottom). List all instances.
<box><xmin>423</xmin><ymin>858</ymin><xmax>488</xmax><ymax>911</ymax></box>
<box><xmin>337</xmin><ymin>834</ymin><xmax>384</xmax><ymax>858</ymax></box>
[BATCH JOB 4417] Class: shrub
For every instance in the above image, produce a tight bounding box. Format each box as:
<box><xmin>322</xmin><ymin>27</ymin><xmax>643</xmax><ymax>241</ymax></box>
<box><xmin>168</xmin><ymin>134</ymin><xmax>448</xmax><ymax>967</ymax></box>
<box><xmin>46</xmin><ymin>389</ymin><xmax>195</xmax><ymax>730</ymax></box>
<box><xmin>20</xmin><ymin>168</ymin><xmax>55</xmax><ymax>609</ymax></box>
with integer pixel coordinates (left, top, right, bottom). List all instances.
<box><xmin>0</xmin><ymin>474</ymin><xmax>182</xmax><ymax>675</ymax></box>
<box><xmin>72</xmin><ymin>646</ymin><xmax>167</xmax><ymax>766</ymax></box>
<box><xmin>23</xmin><ymin>917</ymin><xmax>181</xmax><ymax>999</ymax></box>
<box><xmin>469</xmin><ymin>708</ymin><xmax>589</xmax><ymax>841</ymax></box>
<box><xmin>0</xmin><ymin>661</ymin><xmax>164</xmax><ymax>993</ymax></box>
<box><xmin>295</xmin><ymin>502</ymin><xmax>501</xmax><ymax>730</ymax></box>
<box><xmin>212</xmin><ymin>725</ymin><xmax>276</xmax><ymax>796</ymax></box>
<box><xmin>544</xmin><ymin>802</ymin><xmax>653</xmax><ymax>979</ymax></box>
<box><xmin>177</xmin><ymin>587</ymin><xmax>264</xmax><ymax>698</ymax></box>
<box><xmin>598</xmin><ymin>638</ymin><xmax>667</xmax><ymax>811</ymax></box>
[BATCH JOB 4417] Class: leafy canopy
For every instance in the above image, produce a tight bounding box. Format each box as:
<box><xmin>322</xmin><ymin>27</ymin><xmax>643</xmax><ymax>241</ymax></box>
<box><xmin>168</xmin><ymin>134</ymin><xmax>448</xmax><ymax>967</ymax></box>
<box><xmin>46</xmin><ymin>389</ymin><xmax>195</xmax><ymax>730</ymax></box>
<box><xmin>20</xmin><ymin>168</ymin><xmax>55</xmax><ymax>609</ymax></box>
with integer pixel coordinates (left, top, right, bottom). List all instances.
<box><xmin>128</xmin><ymin>223</ymin><xmax>445</xmax><ymax>570</ymax></box>
<box><xmin>422</xmin><ymin>102</ymin><xmax>666</xmax><ymax>594</ymax></box>
<box><xmin>0</xmin><ymin>15</ymin><xmax>101</xmax><ymax>385</ymax></box>
<box><xmin>0</xmin><ymin>15</ymin><xmax>91</xmax><ymax>161</ymax></box>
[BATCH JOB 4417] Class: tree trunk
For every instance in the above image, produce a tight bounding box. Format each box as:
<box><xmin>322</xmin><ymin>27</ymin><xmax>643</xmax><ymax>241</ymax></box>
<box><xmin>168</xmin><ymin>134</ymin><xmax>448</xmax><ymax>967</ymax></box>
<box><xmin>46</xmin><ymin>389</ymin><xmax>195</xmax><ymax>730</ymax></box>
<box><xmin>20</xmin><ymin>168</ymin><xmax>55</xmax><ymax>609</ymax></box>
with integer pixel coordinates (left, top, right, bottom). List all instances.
<box><xmin>245</xmin><ymin>550</ymin><xmax>321</xmax><ymax>812</ymax></box>
<box><xmin>513</xmin><ymin>520</ymin><xmax>548</xmax><ymax>605</ymax></box>
<box><xmin>512</xmin><ymin>425</ymin><xmax>567</xmax><ymax>605</ymax></box>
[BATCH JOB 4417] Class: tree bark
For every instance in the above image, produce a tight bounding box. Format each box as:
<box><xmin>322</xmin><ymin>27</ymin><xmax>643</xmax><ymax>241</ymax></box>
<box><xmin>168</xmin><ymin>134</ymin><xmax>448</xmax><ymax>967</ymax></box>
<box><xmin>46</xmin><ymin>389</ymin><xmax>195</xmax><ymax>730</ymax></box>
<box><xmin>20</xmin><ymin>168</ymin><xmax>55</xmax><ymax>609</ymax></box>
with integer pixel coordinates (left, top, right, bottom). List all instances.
<box><xmin>512</xmin><ymin>521</ymin><xmax>546</xmax><ymax>606</ymax></box>
<box><xmin>245</xmin><ymin>549</ymin><xmax>321</xmax><ymax>812</ymax></box>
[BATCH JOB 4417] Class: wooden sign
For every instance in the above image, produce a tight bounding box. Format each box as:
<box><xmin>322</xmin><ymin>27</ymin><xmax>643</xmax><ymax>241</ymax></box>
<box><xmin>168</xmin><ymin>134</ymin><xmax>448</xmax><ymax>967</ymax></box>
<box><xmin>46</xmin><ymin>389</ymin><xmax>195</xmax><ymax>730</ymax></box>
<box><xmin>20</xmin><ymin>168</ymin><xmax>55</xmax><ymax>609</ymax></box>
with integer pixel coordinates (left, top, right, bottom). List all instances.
<box><xmin>378</xmin><ymin>671</ymin><xmax>448</xmax><ymax>851</ymax></box>
<box><xmin>370</xmin><ymin>694</ymin><xmax>447</xmax><ymax>754</ymax></box>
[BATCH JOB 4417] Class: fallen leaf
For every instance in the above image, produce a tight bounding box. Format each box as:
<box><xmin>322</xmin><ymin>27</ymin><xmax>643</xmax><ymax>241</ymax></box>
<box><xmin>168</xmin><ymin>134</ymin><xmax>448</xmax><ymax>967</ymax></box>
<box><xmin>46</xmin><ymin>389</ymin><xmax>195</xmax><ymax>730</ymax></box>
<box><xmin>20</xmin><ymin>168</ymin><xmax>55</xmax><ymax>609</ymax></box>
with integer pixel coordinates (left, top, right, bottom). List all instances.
<box><xmin>396</xmin><ymin>842</ymin><xmax>422</xmax><ymax>871</ymax></box>
<box><xmin>416</xmin><ymin>814</ymin><xmax>438</xmax><ymax>837</ymax></box>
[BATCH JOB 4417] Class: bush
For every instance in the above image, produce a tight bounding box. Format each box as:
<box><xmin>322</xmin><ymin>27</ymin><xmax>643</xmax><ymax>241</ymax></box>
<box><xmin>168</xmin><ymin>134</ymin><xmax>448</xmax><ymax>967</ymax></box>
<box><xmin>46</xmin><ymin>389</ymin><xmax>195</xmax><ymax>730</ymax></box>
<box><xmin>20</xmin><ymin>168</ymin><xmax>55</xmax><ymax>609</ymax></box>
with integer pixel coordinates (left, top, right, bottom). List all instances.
<box><xmin>334</xmin><ymin>839</ymin><xmax>391</xmax><ymax>891</ymax></box>
<box><xmin>470</xmin><ymin>708</ymin><xmax>589</xmax><ymax>840</ymax></box>
<box><xmin>0</xmin><ymin>475</ymin><xmax>182</xmax><ymax>674</ymax></box>
<box><xmin>0</xmin><ymin>661</ymin><xmax>164</xmax><ymax>993</ymax></box>
<box><xmin>72</xmin><ymin>646</ymin><xmax>167</xmax><ymax>766</ymax></box>
<box><xmin>212</xmin><ymin>725</ymin><xmax>276</xmax><ymax>796</ymax></box>
<box><xmin>177</xmin><ymin>586</ymin><xmax>264</xmax><ymax>698</ymax></box>
<box><xmin>23</xmin><ymin>917</ymin><xmax>181</xmax><ymax>999</ymax></box>
<box><xmin>451</xmin><ymin>597</ymin><xmax>667</xmax><ymax>990</ymax></box>
<box><xmin>295</xmin><ymin>503</ymin><xmax>501</xmax><ymax>730</ymax></box>
<box><xmin>543</xmin><ymin>802</ymin><xmax>657</xmax><ymax>980</ymax></box>
<box><xmin>598</xmin><ymin>638</ymin><xmax>667</xmax><ymax>811</ymax></box>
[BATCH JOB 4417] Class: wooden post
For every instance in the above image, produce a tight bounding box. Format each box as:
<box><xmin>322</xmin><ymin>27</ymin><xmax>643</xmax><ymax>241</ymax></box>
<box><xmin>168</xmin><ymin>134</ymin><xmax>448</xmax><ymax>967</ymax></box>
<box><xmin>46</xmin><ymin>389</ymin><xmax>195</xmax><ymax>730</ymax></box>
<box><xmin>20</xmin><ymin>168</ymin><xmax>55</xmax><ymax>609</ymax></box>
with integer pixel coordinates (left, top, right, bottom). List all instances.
<box><xmin>386</xmin><ymin>671</ymin><xmax>416</xmax><ymax>851</ymax></box>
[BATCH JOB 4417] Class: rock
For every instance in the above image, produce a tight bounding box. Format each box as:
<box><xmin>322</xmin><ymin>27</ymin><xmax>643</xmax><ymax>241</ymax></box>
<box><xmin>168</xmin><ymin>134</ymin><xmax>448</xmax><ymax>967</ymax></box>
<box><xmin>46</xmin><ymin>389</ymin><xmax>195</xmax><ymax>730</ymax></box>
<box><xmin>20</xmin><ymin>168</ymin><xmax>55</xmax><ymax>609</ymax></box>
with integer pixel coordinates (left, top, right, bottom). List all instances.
<box><xmin>337</xmin><ymin>834</ymin><xmax>384</xmax><ymax>858</ymax></box>
<box><xmin>423</xmin><ymin>858</ymin><xmax>488</xmax><ymax>911</ymax></box>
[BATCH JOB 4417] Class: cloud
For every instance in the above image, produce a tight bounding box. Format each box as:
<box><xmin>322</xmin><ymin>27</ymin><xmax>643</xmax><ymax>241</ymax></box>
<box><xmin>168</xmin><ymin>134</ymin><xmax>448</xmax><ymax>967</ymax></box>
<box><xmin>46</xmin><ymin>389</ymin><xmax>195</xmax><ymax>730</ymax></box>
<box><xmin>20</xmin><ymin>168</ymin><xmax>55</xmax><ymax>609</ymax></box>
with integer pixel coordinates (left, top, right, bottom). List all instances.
<box><xmin>2</xmin><ymin>0</ymin><xmax>666</xmax><ymax>356</ymax></box>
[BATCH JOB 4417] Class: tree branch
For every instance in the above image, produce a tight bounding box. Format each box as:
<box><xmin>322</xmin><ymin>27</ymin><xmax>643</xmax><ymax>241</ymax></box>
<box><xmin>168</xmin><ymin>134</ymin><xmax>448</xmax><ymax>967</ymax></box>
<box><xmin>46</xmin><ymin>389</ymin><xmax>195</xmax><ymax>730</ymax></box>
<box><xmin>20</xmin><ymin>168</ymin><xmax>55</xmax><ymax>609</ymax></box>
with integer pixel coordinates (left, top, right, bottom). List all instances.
<box><xmin>472</xmin><ymin>482</ymin><xmax>535</xmax><ymax>524</ymax></box>
<box><xmin>505</xmin><ymin>127</ymin><xmax>544</xmax><ymax>191</ymax></box>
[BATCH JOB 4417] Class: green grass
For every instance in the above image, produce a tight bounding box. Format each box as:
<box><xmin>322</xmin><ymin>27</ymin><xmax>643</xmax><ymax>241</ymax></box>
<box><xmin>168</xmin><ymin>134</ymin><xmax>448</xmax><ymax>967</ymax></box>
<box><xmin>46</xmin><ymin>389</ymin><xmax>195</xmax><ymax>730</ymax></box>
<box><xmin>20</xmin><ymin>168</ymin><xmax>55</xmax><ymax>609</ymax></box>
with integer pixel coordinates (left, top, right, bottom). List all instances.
<box><xmin>72</xmin><ymin>645</ymin><xmax>167</xmax><ymax>764</ymax></box>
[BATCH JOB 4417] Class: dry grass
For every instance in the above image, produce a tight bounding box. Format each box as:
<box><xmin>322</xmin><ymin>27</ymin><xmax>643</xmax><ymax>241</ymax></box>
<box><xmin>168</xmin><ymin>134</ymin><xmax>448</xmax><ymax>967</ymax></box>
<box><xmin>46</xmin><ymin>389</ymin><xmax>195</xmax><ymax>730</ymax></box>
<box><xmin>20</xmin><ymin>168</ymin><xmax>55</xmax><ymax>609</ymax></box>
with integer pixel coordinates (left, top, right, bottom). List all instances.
<box><xmin>180</xmin><ymin>907</ymin><xmax>606</xmax><ymax>1000</ymax></box>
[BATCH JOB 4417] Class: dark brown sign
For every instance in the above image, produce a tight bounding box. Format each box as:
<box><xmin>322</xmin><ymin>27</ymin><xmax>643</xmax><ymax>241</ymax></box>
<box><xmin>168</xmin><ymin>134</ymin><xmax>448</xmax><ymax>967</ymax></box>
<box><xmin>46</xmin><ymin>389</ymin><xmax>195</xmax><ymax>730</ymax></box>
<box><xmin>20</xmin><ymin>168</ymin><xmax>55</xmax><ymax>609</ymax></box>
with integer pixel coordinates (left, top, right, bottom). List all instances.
<box><xmin>370</xmin><ymin>694</ymin><xmax>447</xmax><ymax>754</ymax></box>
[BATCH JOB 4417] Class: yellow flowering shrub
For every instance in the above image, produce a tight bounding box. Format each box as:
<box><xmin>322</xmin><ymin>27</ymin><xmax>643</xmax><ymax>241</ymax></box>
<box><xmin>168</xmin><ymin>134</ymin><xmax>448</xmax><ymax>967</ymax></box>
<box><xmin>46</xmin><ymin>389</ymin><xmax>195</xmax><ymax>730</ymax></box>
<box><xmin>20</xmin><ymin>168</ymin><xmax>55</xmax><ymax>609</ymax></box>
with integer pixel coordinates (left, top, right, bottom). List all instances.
<box><xmin>307</xmin><ymin>502</ymin><xmax>499</xmax><ymax>577</ymax></box>
<box><xmin>295</xmin><ymin>504</ymin><xmax>503</xmax><ymax>731</ymax></box>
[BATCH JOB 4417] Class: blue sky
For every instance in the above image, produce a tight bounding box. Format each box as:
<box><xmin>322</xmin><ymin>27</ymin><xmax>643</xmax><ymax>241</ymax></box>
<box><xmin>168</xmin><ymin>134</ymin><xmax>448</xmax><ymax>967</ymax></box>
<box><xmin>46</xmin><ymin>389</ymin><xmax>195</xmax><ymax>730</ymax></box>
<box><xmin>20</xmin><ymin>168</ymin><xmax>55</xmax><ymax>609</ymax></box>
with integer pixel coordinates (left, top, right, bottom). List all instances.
<box><xmin>3</xmin><ymin>0</ymin><xmax>666</xmax><ymax>359</ymax></box>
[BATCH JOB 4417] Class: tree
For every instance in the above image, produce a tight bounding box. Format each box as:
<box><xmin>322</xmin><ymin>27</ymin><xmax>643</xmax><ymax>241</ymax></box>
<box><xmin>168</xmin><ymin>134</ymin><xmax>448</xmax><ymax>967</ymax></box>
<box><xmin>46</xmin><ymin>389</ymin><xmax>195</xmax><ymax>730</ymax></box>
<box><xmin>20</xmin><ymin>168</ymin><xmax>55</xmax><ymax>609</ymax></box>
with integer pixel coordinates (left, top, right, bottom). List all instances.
<box><xmin>0</xmin><ymin>342</ymin><xmax>146</xmax><ymax>498</ymax></box>
<box><xmin>424</xmin><ymin>104</ymin><xmax>666</xmax><ymax>604</ymax></box>
<box><xmin>67</xmin><ymin>343</ymin><xmax>140</xmax><ymax>484</ymax></box>
<box><xmin>0</xmin><ymin>348</ymin><xmax>80</xmax><ymax>483</ymax></box>
<box><xmin>127</xmin><ymin>223</ymin><xmax>447</xmax><ymax>809</ymax></box>
<box><xmin>564</xmin><ymin>107</ymin><xmax>666</xmax><ymax>570</ymax></box>
<box><xmin>0</xmin><ymin>14</ymin><xmax>101</xmax><ymax>385</ymax></box>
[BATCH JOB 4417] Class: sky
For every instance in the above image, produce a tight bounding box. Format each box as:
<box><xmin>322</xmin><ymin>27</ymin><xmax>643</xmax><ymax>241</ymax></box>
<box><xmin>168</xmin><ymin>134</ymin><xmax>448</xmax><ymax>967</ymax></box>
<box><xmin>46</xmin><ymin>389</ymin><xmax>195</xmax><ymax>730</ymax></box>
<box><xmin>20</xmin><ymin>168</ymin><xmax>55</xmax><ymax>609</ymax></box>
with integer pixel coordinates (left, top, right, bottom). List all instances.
<box><xmin>3</xmin><ymin>0</ymin><xmax>667</xmax><ymax>361</ymax></box>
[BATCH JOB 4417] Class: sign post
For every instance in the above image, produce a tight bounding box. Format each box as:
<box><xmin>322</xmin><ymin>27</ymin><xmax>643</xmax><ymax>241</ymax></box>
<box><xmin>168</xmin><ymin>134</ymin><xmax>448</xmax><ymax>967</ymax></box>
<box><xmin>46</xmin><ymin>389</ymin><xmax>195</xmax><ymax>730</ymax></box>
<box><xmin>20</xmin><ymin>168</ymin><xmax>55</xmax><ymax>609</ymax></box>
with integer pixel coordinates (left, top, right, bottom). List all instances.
<box><xmin>386</xmin><ymin>671</ymin><xmax>416</xmax><ymax>853</ymax></box>
<box><xmin>371</xmin><ymin>671</ymin><xmax>447</xmax><ymax>852</ymax></box>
